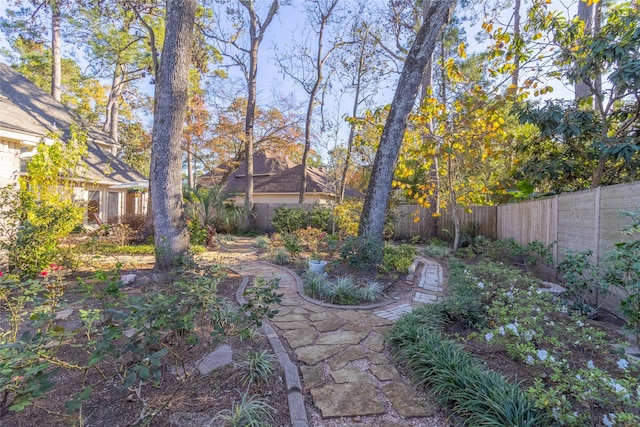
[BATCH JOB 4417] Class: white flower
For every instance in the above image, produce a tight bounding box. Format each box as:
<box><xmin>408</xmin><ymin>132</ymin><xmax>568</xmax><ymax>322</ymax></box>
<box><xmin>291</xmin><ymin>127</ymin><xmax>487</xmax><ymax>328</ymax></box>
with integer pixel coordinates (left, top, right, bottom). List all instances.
<box><xmin>499</xmin><ymin>326</ymin><xmax>505</xmax><ymax>335</ymax></box>
<box><xmin>575</xmin><ymin>374</ymin><xmax>582</xmax><ymax>380</ymax></box>
<box><xmin>617</xmin><ymin>358</ymin><xmax>629</xmax><ymax>371</ymax></box>
<box><xmin>535</xmin><ymin>307</ymin><xmax>541</xmax><ymax>312</ymax></box>
<box><xmin>608</xmin><ymin>379</ymin><xmax>629</xmax><ymax>397</ymax></box>
<box><xmin>587</xmin><ymin>360</ymin><xmax>595</xmax><ymax>369</ymax></box>
<box><xmin>577</xmin><ymin>320</ymin><xmax>584</xmax><ymax>327</ymax></box>
<box><xmin>560</xmin><ymin>305</ymin><xmax>568</xmax><ymax>314</ymax></box>
<box><xmin>485</xmin><ymin>332</ymin><xmax>493</xmax><ymax>342</ymax></box>
<box><xmin>602</xmin><ymin>413</ymin><xmax>616</xmax><ymax>427</ymax></box>
<box><xmin>477</xmin><ymin>281</ymin><xmax>485</xmax><ymax>289</ymax></box>
<box><xmin>523</xmin><ymin>330</ymin><xmax>535</xmax><ymax>341</ymax></box>
<box><xmin>537</xmin><ymin>349</ymin><xmax>548</xmax><ymax>361</ymax></box>
<box><xmin>506</xmin><ymin>323</ymin><xmax>519</xmax><ymax>335</ymax></box>
<box><xmin>526</xmin><ymin>355</ymin><xmax>535</xmax><ymax>365</ymax></box>
<box><xmin>505</xmin><ymin>291</ymin><xmax>514</xmax><ymax>299</ymax></box>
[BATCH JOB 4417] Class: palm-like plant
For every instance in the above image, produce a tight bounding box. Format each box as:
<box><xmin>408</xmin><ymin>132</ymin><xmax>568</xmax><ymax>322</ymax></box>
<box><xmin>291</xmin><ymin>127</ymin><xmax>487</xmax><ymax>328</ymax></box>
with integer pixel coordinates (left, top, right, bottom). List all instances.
<box><xmin>183</xmin><ymin>185</ymin><xmax>243</xmax><ymax>233</ymax></box>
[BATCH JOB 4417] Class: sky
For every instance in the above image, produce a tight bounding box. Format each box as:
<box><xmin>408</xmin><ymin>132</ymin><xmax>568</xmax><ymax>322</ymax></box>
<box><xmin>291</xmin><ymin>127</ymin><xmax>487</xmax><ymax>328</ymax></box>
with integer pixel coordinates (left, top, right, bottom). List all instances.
<box><xmin>0</xmin><ymin>0</ymin><xmax>578</xmax><ymax>158</ymax></box>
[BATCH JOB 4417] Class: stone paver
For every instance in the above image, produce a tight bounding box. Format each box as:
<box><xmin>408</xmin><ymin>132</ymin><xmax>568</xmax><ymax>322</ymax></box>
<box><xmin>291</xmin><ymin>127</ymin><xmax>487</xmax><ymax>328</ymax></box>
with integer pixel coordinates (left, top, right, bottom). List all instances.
<box><xmin>197</xmin><ymin>344</ymin><xmax>232</xmax><ymax>375</ymax></box>
<box><xmin>310</xmin><ymin>383</ymin><xmax>385</xmax><ymax>417</ymax></box>
<box><xmin>230</xmin><ymin>252</ymin><xmax>446</xmax><ymax>426</ymax></box>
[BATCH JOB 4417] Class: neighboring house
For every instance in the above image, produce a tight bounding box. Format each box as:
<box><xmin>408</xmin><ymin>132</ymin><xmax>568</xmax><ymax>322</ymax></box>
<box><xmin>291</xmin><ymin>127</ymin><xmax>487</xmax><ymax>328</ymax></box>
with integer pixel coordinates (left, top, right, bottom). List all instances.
<box><xmin>210</xmin><ymin>151</ymin><xmax>359</xmax><ymax>205</ymax></box>
<box><xmin>0</xmin><ymin>62</ymin><xmax>147</xmax><ymax>225</ymax></box>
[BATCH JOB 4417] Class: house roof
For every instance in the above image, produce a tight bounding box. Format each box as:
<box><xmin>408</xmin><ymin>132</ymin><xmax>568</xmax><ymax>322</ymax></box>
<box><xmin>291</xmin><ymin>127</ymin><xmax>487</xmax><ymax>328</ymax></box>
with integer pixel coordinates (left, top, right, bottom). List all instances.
<box><xmin>223</xmin><ymin>151</ymin><xmax>296</xmax><ymax>193</ymax></box>
<box><xmin>221</xmin><ymin>151</ymin><xmax>361</xmax><ymax>198</ymax></box>
<box><xmin>0</xmin><ymin>62</ymin><xmax>146</xmax><ymax>186</ymax></box>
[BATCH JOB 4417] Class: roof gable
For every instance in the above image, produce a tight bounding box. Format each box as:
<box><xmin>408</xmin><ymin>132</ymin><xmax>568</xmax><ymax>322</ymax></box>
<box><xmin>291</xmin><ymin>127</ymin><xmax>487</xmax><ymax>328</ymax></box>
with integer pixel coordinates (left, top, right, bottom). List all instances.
<box><xmin>0</xmin><ymin>62</ymin><xmax>146</xmax><ymax>185</ymax></box>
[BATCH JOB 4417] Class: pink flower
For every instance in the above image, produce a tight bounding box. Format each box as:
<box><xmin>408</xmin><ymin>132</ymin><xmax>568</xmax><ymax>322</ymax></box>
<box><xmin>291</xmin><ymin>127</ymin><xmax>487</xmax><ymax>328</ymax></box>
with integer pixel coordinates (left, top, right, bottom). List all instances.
<box><xmin>40</xmin><ymin>271</ymin><xmax>48</xmax><ymax>277</ymax></box>
<box><xmin>0</xmin><ymin>271</ymin><xmax>3</xmax><ymax>277</ymax></box>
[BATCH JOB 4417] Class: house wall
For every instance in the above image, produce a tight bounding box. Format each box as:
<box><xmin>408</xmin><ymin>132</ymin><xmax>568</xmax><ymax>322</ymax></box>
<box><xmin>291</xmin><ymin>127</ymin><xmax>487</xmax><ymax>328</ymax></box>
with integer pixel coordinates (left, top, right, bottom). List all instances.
<box><xmin>78</xmin><ymin>186</ymin><xmax>146</xmax><ymax>225</ymax></box>
<box><xmin>0</xmin><ymin>138</ymin><xmax>20</xmax><ymax>187</ymax></box>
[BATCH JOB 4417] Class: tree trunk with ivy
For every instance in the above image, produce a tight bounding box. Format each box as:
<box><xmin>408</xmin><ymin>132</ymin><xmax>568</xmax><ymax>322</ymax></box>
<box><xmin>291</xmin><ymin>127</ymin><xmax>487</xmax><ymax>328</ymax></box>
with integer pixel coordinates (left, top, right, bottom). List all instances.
<box><xmin>358</xmin><ymin>0</ymin><xmax>456</xmax><ymax>251</ymax></box>
<box><xmin>150</xmin><ymin>0</ymin><xmax>196</xmax><ymax>270</ymax></box>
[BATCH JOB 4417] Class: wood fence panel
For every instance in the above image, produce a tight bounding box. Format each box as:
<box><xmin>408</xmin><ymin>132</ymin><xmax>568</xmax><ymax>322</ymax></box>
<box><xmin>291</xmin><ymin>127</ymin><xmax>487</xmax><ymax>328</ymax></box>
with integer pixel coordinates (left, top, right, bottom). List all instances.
<box><xmin>557</xmin><ymin>190</ymin><xmax>597</xmax><ymax>261</ymax></box>
<box><xmin>497</xmin><ymin>197</ymin><xmax>557</xmax><ymax>248</ymax></box>
<box><xmin>598</xmin><ymin>182</ymin><xmax>640</xmax><ymax>257</ymax></box>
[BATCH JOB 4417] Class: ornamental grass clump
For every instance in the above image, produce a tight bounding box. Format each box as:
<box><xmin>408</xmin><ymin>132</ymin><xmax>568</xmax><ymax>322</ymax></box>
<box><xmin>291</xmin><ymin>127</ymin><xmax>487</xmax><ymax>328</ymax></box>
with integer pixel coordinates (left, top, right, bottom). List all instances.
<box><xmin>303</xmin><ymin>274</ymin><xmax>384</xmax><ymax>305</ymax></box>
<box><xmin>389</xmin><ymin>310</ymin><xmax>545</xmax><ymax>426</ymax></box>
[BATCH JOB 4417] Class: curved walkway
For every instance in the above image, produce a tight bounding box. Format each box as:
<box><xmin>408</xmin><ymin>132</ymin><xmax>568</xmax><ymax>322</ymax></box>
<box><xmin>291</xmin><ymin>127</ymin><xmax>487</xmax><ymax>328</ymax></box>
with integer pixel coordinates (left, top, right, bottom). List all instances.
<box><xmin>228</xmin><ymin>252</ymin><xmax>449</xmax><ymax>427</ymax></box>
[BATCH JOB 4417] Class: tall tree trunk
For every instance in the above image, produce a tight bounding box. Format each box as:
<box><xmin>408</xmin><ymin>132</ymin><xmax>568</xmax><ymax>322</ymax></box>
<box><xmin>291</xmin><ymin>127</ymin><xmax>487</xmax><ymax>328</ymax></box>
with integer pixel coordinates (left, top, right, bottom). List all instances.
<box><xmin>299</xmin><ymin>0</ymin><xmax>339</xmax><ymax>204</ymax></box>
<box><xmin>359</xmin><ymin>0</ymin><xmax>455</xmax><ymax>249</ymax></box>
<box><xmin>51</xmin><ymin>1</ymin><xmax>62</xmax><ymax>101</ymax></box>
<box><xmin>240</xmin><ymin>0</ymin><xmax>278</xmax><ymax>228</ymax></box>
<box><xmin>575</xmin><ymin>0</ymin><xmax>593</xmax><ymax>101</ymax></box>
<box><xmin>339</xmin><ymin>26</ymin><xmax>369</xmax><ymax>203</ymax></box>
<box><xmin>421</xmin><ymin>1</ymin><xmax>439</xmax><ymax>238</ymax></box>
<box><xmin>512</xmin><ymin>0</ymin><xmax>521</xmax><ymax>91</ymax></box>
<box><xmin>150</xmin><ymin>0</ymin><xmax>196</xmax><ymax>271</ymax></box>
<box><xmin>103</xmin><ymin>66</ymin><xmax>123</xmax><ymax>143</ymax></box>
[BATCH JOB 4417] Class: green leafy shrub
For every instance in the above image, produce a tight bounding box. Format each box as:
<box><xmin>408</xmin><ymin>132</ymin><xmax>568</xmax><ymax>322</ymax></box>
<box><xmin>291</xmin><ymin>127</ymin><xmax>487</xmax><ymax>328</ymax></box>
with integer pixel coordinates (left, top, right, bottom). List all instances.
<box><xmin>271</xmin><ymin>206</ymin><xmax>332</xmax><ymax>233</ymax></box>
<box><xmin>340</xmin><ymin>236</ymin><xmax>382</xmax><ymax>270</ymax></box>
<box><xmin>333</xmin><ymin>198</ymin><xmax>362</xmax><ymax>237</ymax></box>
<box><xmin>558</xmin><ymin>250</ymin><xmax>605</xmax><ymax>313</ymax></box>
<box><xmin>380</xmin><ymin>243</ymin><xmax>416</xmax><ymax>273</ymax></box>
<box><xmin>281</xmin><ymin>233</ymin><xmax>301</xmax><ymax>255</ymax></box>
<box><xmin>187</xmin><ymin>218</ymin><xmax>208</xmax><ymax>245</ymax></box>
<box><xmin>422</xmin><ymin>244</ymin><xmax>451</xmax><ymax>259</ymax></box>
<box><xmin>603</xmin><ymin>210</ymin><xmax>640</xmax><ymax>342</ymax></box>
<box><xmin>0</xmin><ymin>186</ymin><xmax>83</xmax><ymax>279</ymax></box>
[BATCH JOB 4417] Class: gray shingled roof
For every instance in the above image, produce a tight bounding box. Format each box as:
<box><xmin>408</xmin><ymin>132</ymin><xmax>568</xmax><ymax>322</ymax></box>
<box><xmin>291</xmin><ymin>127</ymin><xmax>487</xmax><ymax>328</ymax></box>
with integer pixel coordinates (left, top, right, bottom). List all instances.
<box><xmin>223</xmin><ymin>151</ymin><xmax>296</xmax><ymax>193</ymax></box>
<box><xmin>0</xmin><ymin>62</ymin><xmax>146</xmax><ymax>185</ymax></box>
<box><xmin>221</xmin><ymin>151</ymin><xmax>361</xmax><ymax>198</ymax></box>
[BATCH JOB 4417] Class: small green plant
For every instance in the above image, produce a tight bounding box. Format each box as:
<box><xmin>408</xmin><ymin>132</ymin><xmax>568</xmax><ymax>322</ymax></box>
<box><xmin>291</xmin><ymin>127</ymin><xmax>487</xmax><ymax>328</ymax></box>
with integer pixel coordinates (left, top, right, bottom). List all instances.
<box><xmin>422</xmin><ymin>244</ymin><xmax>451</xmax><ymax>259</ymax></box>
<box><xmin>271</xmin><ymin>249</ymin><xmax>290</xmax><ymax>265</ymax></box>
<box><xmin>507</xmin><ymin>239</ymin><xmax>554</xmax><ymax>271</ymax></box>
<box><xmin>331</xmin><ymin>276</ymin><xmax>360</xmax><ymax>305</ymax></box>
<box><xmin>303</xmin><ymin>273</ymin><xmax>330</xmax><ymax>300</ymax></box>
<box><xmin>77</xmin><ymin>264</ymin><xmax>125</xmax><ymax>325</ymax></box>
<box><xmin>361</xmin><ymin>281</ymin><xmax>384</xmax><ymax>303</ymax></box>
<box><xmin>240</xmin><ymin>350</ymin><xmax>277</xmax><ymax>389</ymax></box>
<box><xmin>238</xmin><ymin>326</ymin><xmax>261</xmax><ymax>342</ymax></box>
<box><xmin>253</xmin><ymin>235</ymin><xmax>270</xmax><ymax>250</ymax></box>
<box><xmin>281</xmin><ymin>233</ymin><xmax>301</xmax><ymax>255</ymax></box>
<box><xmin>211</xmin><ymin>390</ymin><xmax>274</xmax><ymax>427</ymax></box>
<box><xmin>558</xmin><ymin>250</ymin><xmax>606</xmax><ymax>313</ymax></box>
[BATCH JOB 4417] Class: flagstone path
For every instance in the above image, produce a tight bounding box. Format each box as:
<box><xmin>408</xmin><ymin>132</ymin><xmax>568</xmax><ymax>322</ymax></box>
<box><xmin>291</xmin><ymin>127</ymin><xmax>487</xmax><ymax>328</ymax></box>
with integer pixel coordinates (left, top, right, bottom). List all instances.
<box><xmin>217</xmin><ymin>242</ymin><xmax>449</xmax><ymax>427</ymax></box>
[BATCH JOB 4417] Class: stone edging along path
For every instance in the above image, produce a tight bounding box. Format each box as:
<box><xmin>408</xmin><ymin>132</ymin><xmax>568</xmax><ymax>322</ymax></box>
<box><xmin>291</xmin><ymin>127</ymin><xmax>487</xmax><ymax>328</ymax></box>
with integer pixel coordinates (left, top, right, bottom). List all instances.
<box><xmin>232</xmin><ymin>256</ymin><xmax>446</xmax><ymax>427</ymax></box>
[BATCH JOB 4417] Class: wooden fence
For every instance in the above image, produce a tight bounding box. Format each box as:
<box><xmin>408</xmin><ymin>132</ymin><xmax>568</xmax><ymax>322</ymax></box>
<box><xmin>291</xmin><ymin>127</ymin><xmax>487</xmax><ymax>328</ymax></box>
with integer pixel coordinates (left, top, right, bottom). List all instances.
<box><xmin>253</xmin><ymin>202</ymin><xmax>497</xmax><ymax>239</ymax></box>
<box><xmin>255</xmin><ymin>181</ymin><xmax>640</xmax><ymax>265</ymax></box>
<box><xmin>393</xmin><ymin>205</ymin><xmax>497</xmax><ymax>240</ymax></box>
<box><xmin>497</xmin><ymin>181</ymin><xmax>640</xmax><ymax>266</ymax></box>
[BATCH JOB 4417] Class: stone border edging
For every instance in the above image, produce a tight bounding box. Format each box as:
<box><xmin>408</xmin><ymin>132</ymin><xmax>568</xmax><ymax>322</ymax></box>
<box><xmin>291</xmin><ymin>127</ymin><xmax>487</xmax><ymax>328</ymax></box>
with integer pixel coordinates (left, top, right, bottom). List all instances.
<box><xmin>254</xmin><ymin>261</ymin><xmax>398</xmax><ymax>310</ymax></box>
<box><xmin>233</xmin><ymin>264</ymin><xmax>310</xmax><ymax>427</ymax></box>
